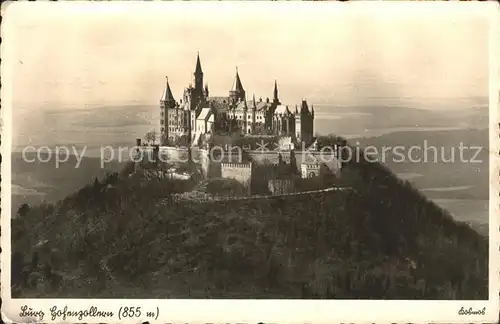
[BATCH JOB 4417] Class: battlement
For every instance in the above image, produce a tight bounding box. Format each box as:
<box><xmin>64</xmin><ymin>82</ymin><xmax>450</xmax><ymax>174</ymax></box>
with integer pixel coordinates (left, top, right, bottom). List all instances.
<box><xmin>221</xmin><ymin>162</ymin><xmax>252</xmax><ymax>169</ymax></box>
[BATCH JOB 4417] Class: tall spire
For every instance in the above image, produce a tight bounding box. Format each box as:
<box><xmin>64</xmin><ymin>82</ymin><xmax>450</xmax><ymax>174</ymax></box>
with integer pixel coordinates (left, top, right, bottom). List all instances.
<box><xmin>195</xmin><ymin>51</ymin><xmax>203</xmax><ymax>75</ymax></box>
<box><xmin>273</xmin><ymin>79</ymin><xmax>279</xmax><ymax>102</ymax></box>
<box><xmin>161</xmin><ymin>76</ymin><xmax>175</xmax><ymax>102</ymax></box>
<box><xmin>193</xmin><ymin>52</ymin><xmax>204</xmax><ymax>94</ymax></box>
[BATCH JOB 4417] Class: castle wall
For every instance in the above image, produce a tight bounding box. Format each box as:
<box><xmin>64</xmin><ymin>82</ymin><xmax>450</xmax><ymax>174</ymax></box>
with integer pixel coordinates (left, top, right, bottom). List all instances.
<box><xmin>220</xmin><ymin>162</ymin><xmax>252</xmax><ymax>194</ymax></box>
<box><xmin>200</xmin><ymin>148</ymin><xmax>222</xmax><ymax>179</ymax></box>
<box><xmin>301</xmin><ymin>163</ymin><xmax>321</xmax><ymax>178</ymax></box>
<box><xmin>268</xmin><ymin>179</ymin><xmax>295</xmax><ymax>195</ymax></box>
<box><xmin>158</xmin><ymin>146</ymin><xmax>190</xmax><ymax>164</ymax></box>
<box><xmin>247</xmin><ymin>150</ymin><xmax>341</xmax><ymax>175</ymax></box>
<box><xmin>137</xmin><ymin>145</ymin><xmax>341</xmax><ymax>183</ymax></box>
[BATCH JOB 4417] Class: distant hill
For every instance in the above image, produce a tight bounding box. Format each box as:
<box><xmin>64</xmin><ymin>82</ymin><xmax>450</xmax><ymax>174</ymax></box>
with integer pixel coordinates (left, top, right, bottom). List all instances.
<box><xmin>11</xmin><ymin>139</ymin><xmax>487</xmax><ymax>299</ymax></box>
<box><xmin>11</xmin><ymin>152</ymin><xmax>124</xmax><ymax>216</ymax></box>
<box><xmin>313</xmin><ymin>105</ymin><xmax>488</xmax><ymax>137</ymax></box>
<box><xmin>349</xmin><ymin>128</ymin><xmax>489</xmax><ymax>200</ymax></box>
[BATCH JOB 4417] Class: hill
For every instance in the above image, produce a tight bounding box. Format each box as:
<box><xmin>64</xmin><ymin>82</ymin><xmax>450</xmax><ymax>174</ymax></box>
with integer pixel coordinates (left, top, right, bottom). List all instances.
<box><xmin>348</xmin><ymin>128</ymin><xmax>489</xmax><ymax>199</ymax></box>
<box><xmin>11</xmin><ymin>152</ymin><xmax>124</xmax><ymax>216</ymax></box>
<box><xmin>313</xmin><ymin>105</ymin><xmax>488</xmax><ymax>137</ymax></box>
<box><xmin>11</xmin><ymin>141</ymin><xmax>488</xmax><ymax>299</ymax></box>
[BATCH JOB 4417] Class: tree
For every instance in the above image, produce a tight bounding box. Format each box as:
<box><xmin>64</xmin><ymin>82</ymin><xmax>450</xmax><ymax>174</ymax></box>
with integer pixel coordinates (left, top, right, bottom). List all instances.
<box><xmin>93</xmin><ymin>177</ymin><xmax>100</xmax><ymax>189</ymax></box>
<box><xmin>16</xmin><ymin>204</ymin><xmax>30</xmax><ymax>219</ymax></box>
<box><xmin>161</xmin><ymin>133</ymin><xmax>169</xmax><ymax>146</ymax></box>
<box><xmin>119</xmin><ymin>161</ymin><xmax>136</xmax><ymax>178</ymax></box>
<box><xmin>144</xmin><ymin>130</ymin><xmax>156</xmax><ymax>145</ymax></box>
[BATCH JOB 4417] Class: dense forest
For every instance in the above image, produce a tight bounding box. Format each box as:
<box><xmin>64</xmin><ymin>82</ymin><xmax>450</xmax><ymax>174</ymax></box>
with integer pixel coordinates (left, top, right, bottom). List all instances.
<box><xmin>11</xmin><ymin>136</ymin><xmax>488</xmax><ymax>299</ymax></box>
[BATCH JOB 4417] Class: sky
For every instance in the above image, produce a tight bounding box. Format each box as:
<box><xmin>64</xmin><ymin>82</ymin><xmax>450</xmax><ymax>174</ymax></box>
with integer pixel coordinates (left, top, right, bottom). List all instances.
<box><xmin>2</xmin><ymin>1</ymin><xmax>491</xmax><ymax>112</ymax></box>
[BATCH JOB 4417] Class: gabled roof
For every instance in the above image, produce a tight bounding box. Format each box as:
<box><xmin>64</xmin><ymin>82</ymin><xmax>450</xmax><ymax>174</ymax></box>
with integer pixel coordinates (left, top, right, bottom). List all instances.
<box><xmin>232</xmin><ymin>100</ymin><xmax>271</xmax><ymax>112</ymax></box>
<box><xmin>235</xmin><ymin>100</ymin><xmax>249</xmax><ymax>111</ymax></box>
<box><xmin>208</xmin><ymin>96</ymin><xmax>230</xmax><ymax>113</ymax></box>
<box><xmin>197</xmin><ymin>107</ymin><xmax>212</xmax><ymax>121</ymax></box>
<box><xmin>275</xmin><ymin>105</ymin><xmax>292</xmax><ymax>115</ymax></box>
<box><xmin>255</xmin><ymin>101</ymin><xmax>271</xmax><ymax>111</ymax></box>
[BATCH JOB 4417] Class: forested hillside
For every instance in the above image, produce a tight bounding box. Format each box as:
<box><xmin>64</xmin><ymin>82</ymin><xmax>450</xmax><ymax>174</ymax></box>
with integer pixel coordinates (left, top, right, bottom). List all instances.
<box><xmin>11</xmin><ymin>139</ymin><xmax>488</xmax><ymax>299</ymax></box>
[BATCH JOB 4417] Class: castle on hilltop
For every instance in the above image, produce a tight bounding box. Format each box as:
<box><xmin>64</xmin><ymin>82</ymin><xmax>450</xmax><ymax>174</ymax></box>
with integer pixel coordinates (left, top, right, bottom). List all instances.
<box><xmin>159</xmin><ymin>53</ymin><xmax>315</xmax><ymax>146</ymax></box>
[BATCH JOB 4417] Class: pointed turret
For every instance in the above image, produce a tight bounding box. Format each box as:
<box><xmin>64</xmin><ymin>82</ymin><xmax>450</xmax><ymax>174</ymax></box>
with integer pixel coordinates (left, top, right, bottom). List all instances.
<box><xmin>231</xmin><ymin>67</ymin><xmax>245</xmax><ymax>93</ymax></box>
<box><xmin>229</xmin><ymin>67</ymin><xmax>246</xmax><ymax>104</ymax></box>
<box><xmin>252</xmin><ymin>94</ymin><xmax>257</xmax><ymax>110</ymax></box>
<box><xmin>273</xmin><ymin>80</ymin><xmax>279</xmax><ymax>103</ymax></box>
<box><xmin>295</xmin><ymin>104</ymin><xmax>298</xmax><ymax>114</ymax></box>
<box><xmin>161</xmin><ymin>77</ymin><xmax>176</xmax><ymax>107</ymax></box>
<box><xmin>311</xmin><ymin>104</ymin><xmax>315</xmax><ymax>117</ymax></box>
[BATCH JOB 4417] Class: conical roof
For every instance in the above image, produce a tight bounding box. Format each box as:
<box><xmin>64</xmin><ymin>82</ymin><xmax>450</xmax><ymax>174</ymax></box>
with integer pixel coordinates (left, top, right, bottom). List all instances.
<box><xmin>231</xmin><ymin>68</ymin><xmax>245</xmax><ymax>94</ymax></box>
<box><xmin>195</xmin><ymin>52</ymin><xmax>203</xmax><ymax>75</ymax></box>
<box><xmin>161</xmin><ymin>77</ymin><xmax>175</xmax><ymax>102</ymax></box>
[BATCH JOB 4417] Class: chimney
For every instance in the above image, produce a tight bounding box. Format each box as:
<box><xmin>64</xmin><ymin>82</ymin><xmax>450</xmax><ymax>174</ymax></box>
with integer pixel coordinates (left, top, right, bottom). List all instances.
<box><xmin>136</xmin><ymin>138</ymin><xmax>142</xmax><ymax>147</ymax></box>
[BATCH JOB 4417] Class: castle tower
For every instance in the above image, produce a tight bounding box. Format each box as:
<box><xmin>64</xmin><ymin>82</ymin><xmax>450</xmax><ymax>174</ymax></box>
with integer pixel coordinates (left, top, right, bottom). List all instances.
<box><xmin>229</xmin><ymin>67</ymin><xmax>246</xmax><ymax>105</ymax></box>
<box><xmin>160</xmin><ymin>77</ymin><xmax>176</xmax><ymax>145</ymax></box>
<box><xmin>297</xmin><ymin>99</ymin><xmax>314</xmax><ymax>144</ymax></box>
<box><xmin>160</xmin><ymin>77</ymin><xmax>176</xmax><ymax>109</ymax></box>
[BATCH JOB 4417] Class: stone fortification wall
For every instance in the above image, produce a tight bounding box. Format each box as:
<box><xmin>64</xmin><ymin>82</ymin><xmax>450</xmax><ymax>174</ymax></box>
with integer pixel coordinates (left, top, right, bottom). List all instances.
<box><xmin>268</xmin><ymin>179</ymin><xmax>295</xmax><ymax>195</ymax></box>
<box><xmin>220</xmin><ymin>162</ymin><xmax>253</xmax><ymax>193</ymax></box>
<box><xmin>247</xmin><ymin>150</ymin><xmax>341</xmax><ymax>175</ymax></box>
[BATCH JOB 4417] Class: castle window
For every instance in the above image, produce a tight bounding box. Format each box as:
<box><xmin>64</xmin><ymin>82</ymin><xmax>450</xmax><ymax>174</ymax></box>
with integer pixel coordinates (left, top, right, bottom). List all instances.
<box><xmin>160</xmin><ymin>120</ymin><xmax>164</xmax><ymax>125</ymax></box>
<box><xmin>161</xmin><ymin>127</ymin><xmax>165</xmax><ymax>132</ymax></box>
